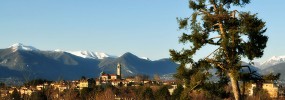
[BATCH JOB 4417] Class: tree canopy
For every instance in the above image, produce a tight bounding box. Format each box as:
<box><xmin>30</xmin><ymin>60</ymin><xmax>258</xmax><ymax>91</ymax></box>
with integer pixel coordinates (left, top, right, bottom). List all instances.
<box><xmin>170</xmin><ymin>0</ymin><xmax>268</xmax><ymax>100</ymax></box>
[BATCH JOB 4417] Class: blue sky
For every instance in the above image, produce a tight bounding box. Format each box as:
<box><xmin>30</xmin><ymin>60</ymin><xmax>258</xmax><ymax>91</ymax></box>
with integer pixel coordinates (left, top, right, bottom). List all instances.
<box><xmin>0</xmin><ymin>0</ymin><xmax>284</xmax><ymax>62</ymax></box>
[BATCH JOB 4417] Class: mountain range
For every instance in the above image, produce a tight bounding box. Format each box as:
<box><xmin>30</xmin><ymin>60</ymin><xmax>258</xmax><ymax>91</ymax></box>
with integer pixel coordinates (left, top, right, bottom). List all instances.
<box><xmin>254</xmin><ymin>56</ymin><xmax>285</xmax><ymax>70</ymax></box>
<box><xmin>0</xmin><ymin>43</ymin><xmax>178</xmax><ymax>81</ymax></box>
<box><xmin>254</xmin><ymin>55</ymin><xmax>285</xmax><ymax>80</ymax></box>
<box><xmin>2</xmin><ymin>43</ymin><xmax>285</xmax><ymax>82</ymax></box>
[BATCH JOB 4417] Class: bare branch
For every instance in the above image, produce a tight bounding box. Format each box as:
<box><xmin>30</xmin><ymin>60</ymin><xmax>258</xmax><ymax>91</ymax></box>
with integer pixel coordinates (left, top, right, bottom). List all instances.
<box><xmin>209</xmin><ymin>35</ymin><xmax>221</xmax><ymax>40</ymax></box>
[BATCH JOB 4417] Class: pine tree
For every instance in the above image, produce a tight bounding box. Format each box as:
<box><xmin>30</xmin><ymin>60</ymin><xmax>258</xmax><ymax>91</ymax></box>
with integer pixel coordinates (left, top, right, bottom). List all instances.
<box><xmin>141</xmin><ymin>87</ymin><xmax>155</xmax><ymax>100</ymax></box>
<box><xmin>11</xmin><ymin>88</ymin><xmax>21</xmax><ymax>100</ymax></box>
<box><xmin>0</xmin><ymin>82</ymin><xmax>5</xmax><ymax>89</ymax></box>
<box><xmin>170</xmin><ymin>0</ymin><xmax>268</xmax><ymax>100</ymax></box>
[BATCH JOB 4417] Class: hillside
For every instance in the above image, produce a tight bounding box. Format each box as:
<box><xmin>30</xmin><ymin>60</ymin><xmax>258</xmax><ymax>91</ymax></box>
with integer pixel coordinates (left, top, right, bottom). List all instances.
<box><xmin>0</xmin><ymin>43</ymin><xmax>178</xmax><ymax>81</ymax></box>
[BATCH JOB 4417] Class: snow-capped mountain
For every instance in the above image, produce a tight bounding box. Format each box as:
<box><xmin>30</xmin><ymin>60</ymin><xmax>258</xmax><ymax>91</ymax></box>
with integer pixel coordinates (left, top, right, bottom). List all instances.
<box><xmin>0</xmin><ymin>43</ymin><xmax>178</xmax><ymax>81</ymax></box>
<box><xmin>66</xmin><ymin>51</ymin><xmax>115</xmax><ymax>59</ymax></box>
<box><xmin>258</xmin><ymin>55</ymin><xmax>285</xmax><ymax>69</ymax></box>
<box><xmin>9</xmin><ymin>43</ymin><xmax>151</xmax><ymax>61</ymax></box>
<box><xmin>9</xmin><ymin>43</ymin><xmax>116</xmax><ymax>59</ymax></box>
<box><xmin>260</xmin><ymin>56</ymin><xmax>285</xmax><ymax>81</ymax></box>
<box><xmin>95</xmin><ymin>52</ymin><xmax>117</xmax><ymax>59</ymax></box>
<box><xmin>140</xmin><ymin>57</ymin><xmax>151</xmax><ymax>61</ymax></box>
<box><xmin>9</xmin><ymin>43</ymin><xmax>39</xmax><ymax>52</ymax></box>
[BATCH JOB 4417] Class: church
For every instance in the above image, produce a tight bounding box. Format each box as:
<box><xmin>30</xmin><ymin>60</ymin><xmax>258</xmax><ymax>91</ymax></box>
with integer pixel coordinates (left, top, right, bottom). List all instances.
<box><xmin>100</xmin><ymin>63</ymin><xmax>122</xmax><ymax>81</ymax></box>
<box><xmin>96</xmin><ymin>63</ymin><xmax>126</xmax><ymax>86</ymax></box>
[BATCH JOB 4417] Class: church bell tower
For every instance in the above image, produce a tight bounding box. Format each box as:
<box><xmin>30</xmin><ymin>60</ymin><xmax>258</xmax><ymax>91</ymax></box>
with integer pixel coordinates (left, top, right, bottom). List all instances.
<box><xmin>117</xmin><ymin>63</ymin><xmax>121</xmax><ymax>78</ymax></box>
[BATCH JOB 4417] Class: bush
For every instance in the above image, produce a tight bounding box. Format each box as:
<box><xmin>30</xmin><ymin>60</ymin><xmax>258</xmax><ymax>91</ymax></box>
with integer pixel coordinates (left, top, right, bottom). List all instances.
<box><xmin>155</xmin><ymin>85</ymin><xmax>170</xmax><ymax>100</ymax></box>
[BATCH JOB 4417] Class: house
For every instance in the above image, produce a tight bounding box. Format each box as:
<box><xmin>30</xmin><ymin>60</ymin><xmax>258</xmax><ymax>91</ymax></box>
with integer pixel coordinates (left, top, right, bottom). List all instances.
<box><xmin>36</xmin><ymin>82</ymin><xmax>48</xmax><ymax>91</ymax></box>
<box><xmin>125</xmin><ymin>78</ymin><xmax>134</xmax><ymax>83</ymax></box>
<box><xmin>19</xmin><ymin>86</ymin><xmax>33</xmax><ymax>96</ymax></box>
<box><xmin>51</xmin><ymin>81</ymin><xmax>67</xmax><ymax>92</ymax></box>
<box><xmin>263</xmin><ymin>82</ymin><xmax>279</xmax><ymax>98</ymax></box>
<box><xmin>0</xmin><ymin>89</ymin><xmax>8</xmax><ymax>98</ymax></box>
<box><xmin>8</xmin><ymin>87</ymin><xmax>18</xmax><ymax>94</ymax></box>
<box><xmin>69</xmin><ymin>81</ymin><xmax>79</xmax><ymax>89</ymax></box>
<box><xmin>77</xmin><ymin>78</ymin><xmax>94</xmax><ymax>90</ymax></box>
<box><xmin>101</xmin><ymin>74</ymin><xmax>110</xmax><ymax>81</ymax></box>
<box><xmin>111</xmin><ymin>79</ymin><xmax>123</xmax><ymax>86</ymax></box>
<box><xmin>249</xmin><ymin>82</ymin><xmax>279</xmax><ymax>98</ymax></box>
<box><xmin>110</xmin><ymin>74</ymin><xmax>119</xmax><ymax>80</ymax></box>
<box><xmin>78</xmin><ymin>79</ymin><xmax>89</xmax><ymax>90</ymax></box>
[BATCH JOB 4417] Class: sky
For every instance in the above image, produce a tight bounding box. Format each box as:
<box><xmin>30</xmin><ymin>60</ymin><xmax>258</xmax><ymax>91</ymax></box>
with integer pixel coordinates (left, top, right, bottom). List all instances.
<box><xmin>0</xmin><ymin>0</ymin><xmax>284</xmax><ymax>62</ymax></box>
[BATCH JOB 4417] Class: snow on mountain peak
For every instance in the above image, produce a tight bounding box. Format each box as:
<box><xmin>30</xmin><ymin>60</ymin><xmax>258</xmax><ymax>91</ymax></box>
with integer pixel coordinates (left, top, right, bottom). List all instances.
<box><xmin>67</xmin><ymin>51</ymin><xmax>114</xmax><ymax>59</ymax></box>
<box><xmin>140</xmin><ymin>57</ymin><xmax>151</xmax><ymax>61</ymax></box>
<box><xmin>54</xmin><ymin>49</ymin><xmax>63</xmax><ymax>52</ymax></box>
<box><xmin>67</xmin><ymin>51</ymin><xmax>97</xmax><ymax>59</ymax></box>
<box><xmin>9</xmin><ymin>43</ymin><xmax>39</xmax><ymax>52</ymax></box>
<box><xmin>269</xmin><ymin>56</ymin><xmax>285</xmax><ymax>61</ymax></box>
<box><xmin>262</xmin><ymin>56</ymin><xmax>285</xmax><ymax>64</ymax></box>
<box><xmin>259</xmin><ymin>55</ymin><xmax>285</xmax><ymax>69</ymax></box>
<box><xmin>95</xmin><ymin>52</ymin><xmax>112</xmax><ymax>59</ymax></box>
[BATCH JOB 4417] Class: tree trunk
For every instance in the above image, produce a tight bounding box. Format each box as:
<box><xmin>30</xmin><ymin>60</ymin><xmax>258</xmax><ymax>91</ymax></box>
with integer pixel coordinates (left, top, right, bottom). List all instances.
<box><xmin>242</xmin><ymin>81</ymin><xmax>245</xmax><ymax>98</ymax></box>
<box><xmin>228</xmin><ymin>72</ymin><xmax>241</xmax><ymax>100</ymax></box>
